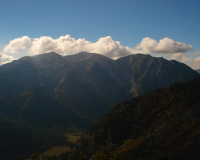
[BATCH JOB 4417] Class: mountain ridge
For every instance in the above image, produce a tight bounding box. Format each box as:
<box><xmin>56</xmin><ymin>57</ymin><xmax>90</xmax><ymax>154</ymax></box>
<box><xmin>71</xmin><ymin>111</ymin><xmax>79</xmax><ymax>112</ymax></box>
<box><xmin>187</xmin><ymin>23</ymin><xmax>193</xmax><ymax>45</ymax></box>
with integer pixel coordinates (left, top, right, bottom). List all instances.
<box><xmin>0</xmin><ymin>52</ymin><xmax>199</xmax><ymax>160</ymax></box>
<box><xmin>0</xmin><ymin>52</ymin><xmax>199</xmax><ymax>120</ymax></box>
<box><xmin>69</xmin><ymin>77</ymin><xmax>200</xmax><ymax>160</ymax></box>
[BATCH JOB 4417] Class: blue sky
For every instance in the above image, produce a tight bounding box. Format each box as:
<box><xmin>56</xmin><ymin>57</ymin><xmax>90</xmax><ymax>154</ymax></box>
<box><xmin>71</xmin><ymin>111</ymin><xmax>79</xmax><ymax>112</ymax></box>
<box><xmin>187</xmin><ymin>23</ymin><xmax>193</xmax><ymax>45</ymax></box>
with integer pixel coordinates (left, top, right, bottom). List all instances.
<box><xmin>0</xmin><ymin>0</ymin><xmax>200</xmax><ymax>69</ymax></box>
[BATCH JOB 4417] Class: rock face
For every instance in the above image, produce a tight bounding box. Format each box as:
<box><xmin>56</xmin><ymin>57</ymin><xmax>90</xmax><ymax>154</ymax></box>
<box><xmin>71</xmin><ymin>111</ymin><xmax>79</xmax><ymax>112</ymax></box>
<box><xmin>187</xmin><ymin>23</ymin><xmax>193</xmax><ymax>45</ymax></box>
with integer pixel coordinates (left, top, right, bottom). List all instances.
<box><xmin>0</xmin><ymin>52</ymin><xmax>199</xmax><ymax>120</ymax></box>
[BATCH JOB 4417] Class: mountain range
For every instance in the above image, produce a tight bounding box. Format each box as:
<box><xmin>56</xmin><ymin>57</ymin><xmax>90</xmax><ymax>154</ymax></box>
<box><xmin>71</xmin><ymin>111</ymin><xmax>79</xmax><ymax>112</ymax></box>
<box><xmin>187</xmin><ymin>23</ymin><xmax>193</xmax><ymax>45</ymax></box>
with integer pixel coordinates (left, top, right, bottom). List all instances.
<box><xmin>0</xmin><ymin>52</ymin><xmax>199</xmax><ymax>120</ymax></box>
<box><xmin>0</xmin><ymin>52</ymin><xmax>199</xmax><ymax>160</ymax></box>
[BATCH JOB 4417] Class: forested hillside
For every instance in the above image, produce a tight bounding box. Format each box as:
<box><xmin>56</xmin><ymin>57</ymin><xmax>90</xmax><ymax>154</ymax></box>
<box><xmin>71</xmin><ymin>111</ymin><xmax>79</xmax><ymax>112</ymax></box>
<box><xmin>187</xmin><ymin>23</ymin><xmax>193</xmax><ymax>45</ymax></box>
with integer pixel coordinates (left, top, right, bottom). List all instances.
<box><xmin>69</xmin><ymin>77</ymin><xmax>200</xmax><ymax>160</ymax></box>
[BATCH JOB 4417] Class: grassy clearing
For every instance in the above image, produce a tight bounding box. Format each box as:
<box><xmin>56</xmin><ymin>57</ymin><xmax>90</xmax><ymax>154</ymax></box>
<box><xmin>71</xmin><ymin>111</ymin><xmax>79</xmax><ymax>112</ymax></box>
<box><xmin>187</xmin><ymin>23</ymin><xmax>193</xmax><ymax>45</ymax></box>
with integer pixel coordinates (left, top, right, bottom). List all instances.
<box><xmin>42</xmin><ymin>146</ymin><xmax>71</xmax><ymax>156</ymax></box>
<box><xmin>66</xmin><ymin>134</ymin><xmax>81</xmax><ymax>143</ymax></box>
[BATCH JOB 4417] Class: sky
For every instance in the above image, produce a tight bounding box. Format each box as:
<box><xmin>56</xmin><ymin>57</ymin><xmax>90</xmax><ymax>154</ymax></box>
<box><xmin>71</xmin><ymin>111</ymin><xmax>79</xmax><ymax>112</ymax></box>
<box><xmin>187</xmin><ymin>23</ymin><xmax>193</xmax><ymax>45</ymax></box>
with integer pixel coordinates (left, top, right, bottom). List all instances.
<box><xmin>0</xmin><ymin>0</ymin><xmax>200</xmax><ymax>69</ymax></box>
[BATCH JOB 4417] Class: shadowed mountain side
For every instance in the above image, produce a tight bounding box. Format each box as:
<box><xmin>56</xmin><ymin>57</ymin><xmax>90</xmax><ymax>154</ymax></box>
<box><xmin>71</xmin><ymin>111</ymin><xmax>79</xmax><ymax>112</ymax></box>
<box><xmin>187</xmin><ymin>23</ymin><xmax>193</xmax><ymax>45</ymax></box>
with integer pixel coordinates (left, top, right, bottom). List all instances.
<box><xmin>69</xmin><ymin>77</ymin><xmax>200</xmax><ymax>160</ymax></box>
<box><xmin>0</xmin><ymin>52</ymin><xmax>199</xmax><ymax>120</ymax></box>
<box><xmin>70</xmin><ymin>58</ymin><xmax>130</xmax><ymax>104</ymax></box>
<box><xmin>0</xmin><ymin>75</ymin><xmax>93</xmax><ymax>129</ymax></box>
<box><xmin>55</xmin><ymin>71</ymin><xmax>113</xmax><ymax>120</ymax></box>
<box><xmin>113</xmin><ymin>54</ymin><xmax>200</xmax><ymax>96</ymax></box>
<box><xmin>70</xmin><ymin>78</ymin><xmax>200</xmax><ymax>160</ymax></box>
<box><xmin>0</xmin><ymin>52</ymin><xmax>70</xmax><ymax>97</ymax></box>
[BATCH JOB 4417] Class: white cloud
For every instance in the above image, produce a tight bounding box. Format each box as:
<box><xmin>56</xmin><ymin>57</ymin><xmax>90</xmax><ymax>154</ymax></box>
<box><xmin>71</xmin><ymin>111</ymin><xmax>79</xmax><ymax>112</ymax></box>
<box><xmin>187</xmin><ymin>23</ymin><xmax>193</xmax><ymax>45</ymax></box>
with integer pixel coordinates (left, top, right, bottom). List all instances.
<box><xmin>3</xmin><ymin>35</ymin><xmax>138</xmax><ymax>59</ymax></box>
<box><xmin>171</xmin><ymin>53</ymin><xmax>192</xmax><ymax>62</ymax></box>
<box><xmin>136</xmin><ymin>37</ymin><xmax>193</xmax><ymax>54</ymax></box>
<box><xmin>3</xmin><ymin>36</ymin><xmax>32</xmax><ymax>54</ymax></box>
<box><xmin>169</xmin><ymin>53</ymin><xmax>200</xmax><ymax>69</ymax></box>
<box><xmin>3</xmin><ymin>35</ymin><xmax>193</xmax><ymax>59</ymax></box>
<box><xmin>188</xmin><ymin>56</ymin><xmax>200</xmax><ymax>69</ymax></box>
<box><xmin>0</xmin><ymin>53</ymin><xmax>15</xmax><ymax>65</ymax></box>
<box><xmin>194</xmin><ymin>57</ymin><xmax>200</xmax><ymax>63</ymax></box>
<box><xmin>29</xmin><ymin>35</ymin><xmax>139</xmax><ymax>59</ymax></box>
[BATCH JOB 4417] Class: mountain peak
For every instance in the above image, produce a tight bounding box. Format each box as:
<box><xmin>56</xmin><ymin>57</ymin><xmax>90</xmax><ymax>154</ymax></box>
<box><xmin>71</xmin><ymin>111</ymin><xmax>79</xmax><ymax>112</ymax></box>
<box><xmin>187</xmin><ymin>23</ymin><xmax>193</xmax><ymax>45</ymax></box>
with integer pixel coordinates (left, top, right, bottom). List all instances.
<box><xmin>33</xmin><ymin>52</ymin><xmax>63</xmax><ymax>59</ymax></box>
<box><xmin>0</xmin><ymin>51</ymin><xmax>199</xmax><ymax>119</ymax></box>
<box><xmin>64</xmin><ymin>52</ymin><xmax>112</xmax><ymax>63</ymax></box>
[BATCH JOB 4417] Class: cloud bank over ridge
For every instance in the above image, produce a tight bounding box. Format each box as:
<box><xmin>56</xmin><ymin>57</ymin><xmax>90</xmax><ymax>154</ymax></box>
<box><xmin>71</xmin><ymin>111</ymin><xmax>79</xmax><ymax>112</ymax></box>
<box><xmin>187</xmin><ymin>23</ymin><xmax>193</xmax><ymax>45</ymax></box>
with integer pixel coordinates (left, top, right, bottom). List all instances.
<box><xmin>1</xmin><ymin>35</ymin><xmax>199</xmax><ymax>69</ymax></box>
<box><xmin>3</xmin><ymin>35</ymin><xmax>193</xmax><ymax>57</ymax></box>
<box><xmin>3</xmin><ymin>35</ymin><xmax>138</xmax><ymax>59</ymax></box>
<box><xmin>0</xmin><ymin>53</ymin><xmax>15</xmax><ymax>65</ymax></box>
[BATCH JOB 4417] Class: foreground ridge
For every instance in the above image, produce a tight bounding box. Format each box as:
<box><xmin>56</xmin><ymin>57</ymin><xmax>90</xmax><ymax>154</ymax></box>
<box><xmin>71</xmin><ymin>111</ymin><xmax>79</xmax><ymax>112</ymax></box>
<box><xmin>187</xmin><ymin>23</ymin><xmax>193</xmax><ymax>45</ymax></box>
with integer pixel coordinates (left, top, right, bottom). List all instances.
<box><xmin>69</xmin><ymin>77</ymin><xmax>200</xmax><ymax>160</ymax></box>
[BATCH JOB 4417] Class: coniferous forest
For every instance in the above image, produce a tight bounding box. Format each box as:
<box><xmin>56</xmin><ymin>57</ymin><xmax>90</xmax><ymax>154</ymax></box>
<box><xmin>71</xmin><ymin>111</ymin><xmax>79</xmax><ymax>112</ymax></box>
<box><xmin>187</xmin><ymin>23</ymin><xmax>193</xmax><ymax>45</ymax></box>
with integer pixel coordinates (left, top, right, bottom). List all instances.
<box><xmin>69</xmin><ymin>77</ymin><xmax>200</xmax><ymax>160</ymax></box>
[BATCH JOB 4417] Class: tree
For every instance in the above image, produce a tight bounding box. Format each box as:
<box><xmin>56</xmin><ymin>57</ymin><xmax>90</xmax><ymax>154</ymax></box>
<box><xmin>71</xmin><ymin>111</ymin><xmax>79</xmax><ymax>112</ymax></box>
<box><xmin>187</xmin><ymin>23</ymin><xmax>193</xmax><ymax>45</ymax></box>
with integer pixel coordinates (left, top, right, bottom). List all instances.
<box><xmin>44</xmin><ymin>156</ymin><xmax>51</xmax><ymax>160</ymax></box>
<box><xmin>50</xmin><ymin>154</ymin><xmax>58</xmax><ymax>160</ymax></box>
<box><xmin>32</xmin><ymin>153</ymin><xmax>39</xmax><ymax>160</ymax></box>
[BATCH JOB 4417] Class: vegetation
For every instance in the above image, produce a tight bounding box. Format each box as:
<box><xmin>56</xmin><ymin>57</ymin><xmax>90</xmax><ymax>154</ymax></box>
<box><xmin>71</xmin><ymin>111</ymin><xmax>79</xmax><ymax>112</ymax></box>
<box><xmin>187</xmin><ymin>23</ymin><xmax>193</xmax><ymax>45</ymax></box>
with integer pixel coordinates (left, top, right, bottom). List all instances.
<box><xmin>66</xmin><ymin>134</ymin><xmax>81</xmax><ymax>144</ymax></box>
<box><xmin>42</xmin><ymin>146</ymin><xmax>71</xmax><ymax>157</ymax></box>
<box><xmin>0</xmin><ymin>75</ymin><xmax>90</xmax><ymax>160</ymax></box>
<box><xmin>69</xmin><ymin>77</ymin><xmax>200</xmax><ymax>160</ymax></box>
<box><xmin>0</xmin><ymin>114</ymin><xmax>76</xmax><ymax>160</ymax></box>
<box><xmin>1</xmin><ymin>52</ymin><xmax>199</xmax><ymax>120</ymax></box>
<box><xmin>0</xmin><ymin>52</ymin><xmax>199</xmax><ymax>160</ymax></box>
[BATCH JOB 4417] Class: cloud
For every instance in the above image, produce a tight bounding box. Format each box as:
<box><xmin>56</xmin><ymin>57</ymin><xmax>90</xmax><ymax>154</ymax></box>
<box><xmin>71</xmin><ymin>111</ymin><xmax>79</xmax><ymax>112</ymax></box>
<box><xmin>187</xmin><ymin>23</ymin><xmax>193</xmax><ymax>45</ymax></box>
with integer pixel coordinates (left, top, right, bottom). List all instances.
<box><xmin>3</xmin><ymin>35</ymin><xmax>138</xmax><ymax>59</ymax></box>
<box><xmin>194</xmin><ymin>57</ymin><xmax>200</xmax><ymax>63</ymax></box>
<box><xmin>188</xmin><ymin>56</ymin><xmax>200</xmax><ymax>69</ymax></box>
<box><xmin>136</xmin><ymin>37</ymin><xmax>193</xmax><ymax>54</ymax></box>
<box><xmin>169</xmin><ymin>53</ymin><xmax>200</xmax><ymax>69</ymax></box>
<box><xmin>0</xmin><ymin>53</ymin><xmax>15</xmax><ymax>65</ymax></box>
<box><xmin>2</xmin><ymin>35</ymin><xmax>194</xmax><ymax>61</ymax></box>
<box><xmin>29</xmin><ymin>35</ymin><xmax>139</xmax><ymax>59</ymax></box>
<box><xmin>170</xmin><ymin>53</ymin><xmax>192</xmax><ymax>62</ymax></box>
<box><xmin>3</xmin><ymin>36</ymin><xmax>32</xmax><ymax>54</ymax></box>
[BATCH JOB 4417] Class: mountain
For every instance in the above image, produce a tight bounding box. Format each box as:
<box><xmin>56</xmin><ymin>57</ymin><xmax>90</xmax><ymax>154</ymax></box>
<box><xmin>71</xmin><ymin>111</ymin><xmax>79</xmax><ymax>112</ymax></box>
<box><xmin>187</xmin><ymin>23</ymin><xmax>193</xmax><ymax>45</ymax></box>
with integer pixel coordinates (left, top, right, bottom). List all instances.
<box><xmin>0</xmin><ymin>52</ymin><xmax>199</xmax><ymax>160</ymax></box>
<box><xmin>69</xmin><ymin>77</ymin><xmax>200</xmax><ymax>160</ymax></box>
<box><xmin>111</xmin><ymin>54</ymin><xmax>199</xmax><ymax>96</ymax></box>
<box><xmin>0</xmin><ymin>52</ymin><xmax>68</xmax><ymax>96</ymax></box>
<box><xmin>0</xmin><ymin>52</ymin><xmax>199</xmax><ymax>120</ymax></box>
<box><xmin>0</xmin><ymin>73</ymin><xmax>93</xmax><ymax>128</ymax></box>
<box><xmin>0</xmin><ymin>73</ymin><xmax>93</xmax><ymax>160</ymax></box>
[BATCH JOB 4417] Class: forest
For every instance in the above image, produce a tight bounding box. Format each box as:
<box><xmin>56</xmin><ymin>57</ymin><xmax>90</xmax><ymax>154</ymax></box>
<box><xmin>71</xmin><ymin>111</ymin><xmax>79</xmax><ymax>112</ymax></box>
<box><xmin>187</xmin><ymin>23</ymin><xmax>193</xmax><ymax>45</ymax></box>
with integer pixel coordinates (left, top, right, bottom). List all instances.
<box><xmin>69</xmin><ymin>77</ymin><xmax>200</xmax><ymax>160</ymax></box>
